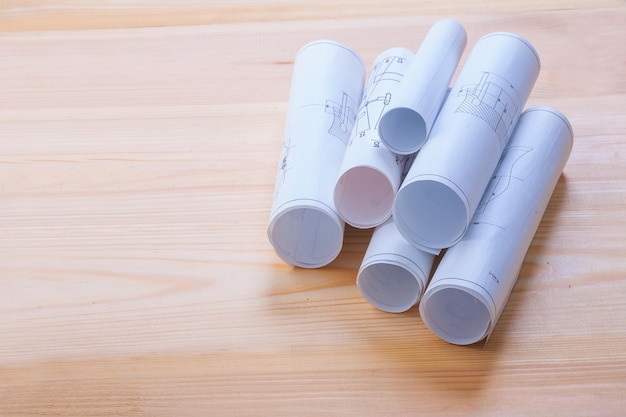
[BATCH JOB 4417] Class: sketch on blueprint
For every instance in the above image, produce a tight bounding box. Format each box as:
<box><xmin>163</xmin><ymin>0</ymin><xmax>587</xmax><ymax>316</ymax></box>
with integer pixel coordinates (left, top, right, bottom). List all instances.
<box><xmin>278</xmin><ymin>138</ymin><xmax>294</xmax><ymax>184</ymax></box>
<box><xmin>324</xmin><ymin>92</ymin><xmax>358</xmax><ymax>145</ymax></box>
<box><xmin>456</xmin><ymin>72</ymin><xmax>521</xmax><ymax>147</ymax></box>
<box><xmin>273</xmin><ymin>137</ymin><xmax>295</xmax><ymax>200</ymax></box>
<box><xmin>295</xmin><ymin>91</ymin><xmax>359</xmax><ymax>146</ymax></box>
<box><xmin>353</xmin><ymin>55</ymin><xmax>409</xmax><ymax>147</ymax></box>
<box><xmin>474</xmin><ymin>145</ymin><xmax>533</xmax><ymax>219</ymax></box>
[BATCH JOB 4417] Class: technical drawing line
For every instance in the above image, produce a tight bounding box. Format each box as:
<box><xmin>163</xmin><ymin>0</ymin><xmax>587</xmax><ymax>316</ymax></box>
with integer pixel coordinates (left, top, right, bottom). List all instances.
<box><xmin>475</xmin><ymin>145</ymin><xmax>533</xmax><ymax>215</ymax></box>
<box><xmin>456</xmin><ymin>72</ymin><xmax>521</xmax><ymax>145</ymax></box>
<box><xmin>354</xmin><ymin>55</ymin><xmax>409</xmax><ymax>137</ymax></box>
<box><xmin>326</xmin><ymin>92</ymin><xmax>358</xmax><ymax>144</ymax></box>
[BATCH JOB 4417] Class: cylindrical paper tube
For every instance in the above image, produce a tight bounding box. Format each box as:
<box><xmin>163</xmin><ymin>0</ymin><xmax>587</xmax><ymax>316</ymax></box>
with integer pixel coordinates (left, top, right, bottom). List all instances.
<box><xmin>419</xmin><ymin>107</ymin><xmax>573</xmax><ymax>345</ymax></box>
<box><xmin>378</xmin><ymin>18</ymin><xmax>467</xmax><ymax>155</ymax></box>
<box><xmin>357</xmin><ymin>217</ymin><xmax>436</xmax><ymax>313</ymax></box>
<box><xmin>334</xmin><ymin>47</ymin><xmax>414</xmax><ymax>229</ymax></box>
<box><xmin>394</xmin><ymin>32</ymin><xmax>540</xmax><ymax>252</ymax></box>
<box><xmin>268</xmin><ymin>40</ymin><xmax>365</xmax><ymax>268</ymax></box>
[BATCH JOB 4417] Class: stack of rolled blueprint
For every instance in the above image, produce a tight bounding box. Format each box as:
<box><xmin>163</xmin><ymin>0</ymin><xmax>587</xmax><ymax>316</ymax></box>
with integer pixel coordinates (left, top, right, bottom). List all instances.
<box><xmin>267</xmin><ymin>19</ymin><xmax>573</xmax><ymax>345</ymax></box>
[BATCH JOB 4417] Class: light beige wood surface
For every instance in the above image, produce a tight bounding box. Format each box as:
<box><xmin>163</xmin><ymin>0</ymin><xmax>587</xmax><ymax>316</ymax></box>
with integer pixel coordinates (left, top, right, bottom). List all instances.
<box><xmin>1</xmin><ymin>1</ymin><xmax>625</xmax><ymax>416</ymax></box>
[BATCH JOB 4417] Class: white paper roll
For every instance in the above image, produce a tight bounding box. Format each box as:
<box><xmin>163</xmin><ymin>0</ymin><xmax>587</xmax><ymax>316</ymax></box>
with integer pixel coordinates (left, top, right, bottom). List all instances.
<box><xmin>357</xmin><ymin>217</ymin><xmax>436</xmax><ymax>313</ymax></box>
<box><xmin>419</xmin><ymin>107</ymin><xmax>573</xmax><ymax>345</ymax></box>
<box><xmin>334</xmin><ymin>47</ymin><xmax>414</xmax><ymax>229</ymax></box>
<box><xmin>378</xmin><ymin>18</ymin><xmax>467</xmax><ymax>155</ymax></box>
<box><xmin>268</xmin><ymin>40</ymin><xmax>366</xmax><ymax>268</ymax></box>
<box><xmin>394</xmin><ymin>32</ymin><xmax>541</xmax><ymax>252</ymax></box>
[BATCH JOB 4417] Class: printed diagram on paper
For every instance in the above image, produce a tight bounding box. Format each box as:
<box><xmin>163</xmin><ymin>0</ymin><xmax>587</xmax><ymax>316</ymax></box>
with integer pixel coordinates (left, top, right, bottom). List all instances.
<box><xmin>276</xmin><ymin>89</ymin><xmax>359</xmax><ymax>198</ymax></box>
<box><xmin>296</xmin><ymin>91</ymin><xmax>359</xmax><ymax>146</ymax></box>
<box><xmin>353</xmin><ymin>55</ymin><xmax>409</xmax><ymax>150</ymax></box>
<box><xmin>473</xmin><ymin>145</ymin><xmax>533</xmax><ymax>227</ymax></box>
<box><xmin>277</xmin><ymin>138</ymin><xmax>294</xmax><ymax>183</ymax></box>
<box><xmin>274</xmin><ymin>137</ymin><xmax>295</xmax><ymax>199</ymax></box>
<box><xmin>456</xmin><ymin>72</ymin><xmax>521</xmax><ymax>147</ymax></box>
<box><xmin>324</xmin><ymin>92</ymin><xmax>359</xmax><ymax>145</ymax></box>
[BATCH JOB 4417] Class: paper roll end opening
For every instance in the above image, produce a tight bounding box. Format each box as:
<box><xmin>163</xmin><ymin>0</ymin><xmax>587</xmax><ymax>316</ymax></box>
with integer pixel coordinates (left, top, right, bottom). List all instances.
<box><xmin>379</xmin><ymin>107</ymin><xmax>427</xmax><ymax>155</ymax></box>
<box><xmin>357</xmin><ymin>262</ymin><xmax>422</xmax><ymax>313</ymax></box>
<box><xmin>268</xmin><ymin>205</ymin><xmax>343</xmax><ymax>268</ymax></box>
<box><xmin>419</xmin><ymin>287</ymin><xmax>491</xmax><ymax>345</ymax></box>
<box><xmin>334</xmin><ymin>166</ymin><xmax>395</xmax><ymax>229</ymax></box>
<box><xmin>394</xmin><ymin>179</ymin><xmax>468</xmax><ymax>250</ymax></box>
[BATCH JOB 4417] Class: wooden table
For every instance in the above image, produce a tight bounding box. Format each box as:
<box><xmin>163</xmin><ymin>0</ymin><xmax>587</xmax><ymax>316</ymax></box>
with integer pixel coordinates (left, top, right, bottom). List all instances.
<box><xmin>1</xmin><ymin>1</ymin><xmax>624</xmax><ymax>415</ymax></box>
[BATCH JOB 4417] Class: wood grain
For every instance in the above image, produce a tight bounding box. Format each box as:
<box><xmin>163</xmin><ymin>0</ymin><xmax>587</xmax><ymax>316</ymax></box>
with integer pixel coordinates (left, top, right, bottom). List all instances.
<box><xmin>1</xmin><ymin>1</ymin><xmax>625</xmax><ymax>416</ymax></box>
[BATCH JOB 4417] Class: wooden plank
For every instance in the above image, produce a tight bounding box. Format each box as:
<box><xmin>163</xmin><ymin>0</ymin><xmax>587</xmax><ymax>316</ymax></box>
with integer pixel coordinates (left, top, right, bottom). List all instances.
<box><xmin>0</xmin><ymin>2</ymin><xmax>625</xmax><ymax>416</ymax></box>
<box><xmin>1</xmin><ymin>1</ymin><xmax>623</xmax><ymax>31</ymax></box>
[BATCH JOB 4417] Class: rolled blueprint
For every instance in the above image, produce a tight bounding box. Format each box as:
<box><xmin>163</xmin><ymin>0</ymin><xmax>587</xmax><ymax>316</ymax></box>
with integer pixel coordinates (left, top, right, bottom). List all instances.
<box><xmin>394</xmin><ymin>32</ymin><xmax>540</xmax><ymax>253</ymax></box>
<box><xmin>419</xmin><ymin>107</ymin><xmax>573</xmax><ymax>345</ymax></box>
<box><xmin>378</xmin><ymin>18</ymin><xmax>466</xmax><ymax>155</ymax></box>
<box><xmin>334</xmin><ymin>47</ymin><xmax>414</xmax><ymax>229</ymax></box>
<box><xmin>268</xmin><ymin>40</ymin><xmax>366</xmax><ymax>268</ymax></box>
<box><xmin>357</xmin><ymin>217</ymin><xmax>436</xmax><ymax>313</ymax></box>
